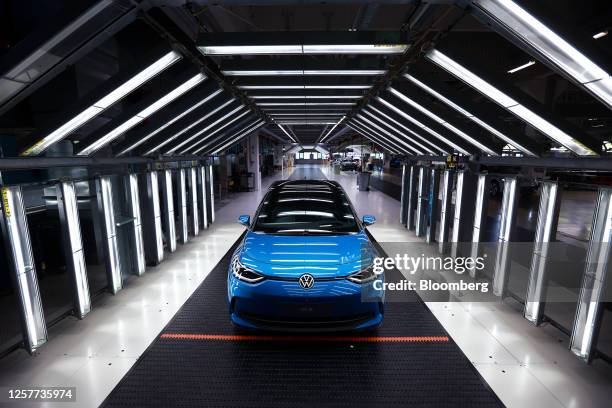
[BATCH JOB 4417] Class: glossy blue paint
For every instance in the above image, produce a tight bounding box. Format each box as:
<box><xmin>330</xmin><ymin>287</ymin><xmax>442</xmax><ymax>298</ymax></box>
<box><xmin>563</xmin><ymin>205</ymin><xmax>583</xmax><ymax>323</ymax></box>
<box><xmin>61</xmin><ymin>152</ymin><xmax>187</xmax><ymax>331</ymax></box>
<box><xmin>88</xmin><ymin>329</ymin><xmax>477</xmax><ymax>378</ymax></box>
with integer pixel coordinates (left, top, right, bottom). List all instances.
<box><xmin>362</xmin><ymin>215</ymin><xmax>376</xmax><ymax>226</ymax></box>
<box><xmin>238</xmin><ymin>214</ymin><xmax>250</xmax><ymax>226</ymax></box>
<box><xmin>228</xmin><ymin>228</ymin><xmax>384</xmax><ymax>331</ymax></box>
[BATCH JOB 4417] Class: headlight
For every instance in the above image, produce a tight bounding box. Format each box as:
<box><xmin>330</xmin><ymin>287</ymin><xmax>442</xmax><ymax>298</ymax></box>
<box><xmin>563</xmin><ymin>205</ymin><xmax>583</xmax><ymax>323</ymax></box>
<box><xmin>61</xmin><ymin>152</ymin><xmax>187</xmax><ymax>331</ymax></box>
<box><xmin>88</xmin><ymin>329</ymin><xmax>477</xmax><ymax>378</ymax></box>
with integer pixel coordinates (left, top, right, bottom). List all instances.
<box><xmin>231</xmin><ymin>255</ymin><xmax>265</xmax><ymax>283</ymax></box>
<box><xmin>347</xmin><ymin>265</ymin><xmax>377</xmax><ymax>284</ymax></box>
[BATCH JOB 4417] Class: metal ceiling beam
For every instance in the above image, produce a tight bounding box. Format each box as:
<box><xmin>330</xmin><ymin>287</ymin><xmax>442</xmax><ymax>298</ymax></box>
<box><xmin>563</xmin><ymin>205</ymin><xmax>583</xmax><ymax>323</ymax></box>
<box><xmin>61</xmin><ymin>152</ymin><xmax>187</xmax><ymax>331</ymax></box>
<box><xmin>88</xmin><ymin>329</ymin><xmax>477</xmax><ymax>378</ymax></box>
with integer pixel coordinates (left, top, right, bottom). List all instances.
<box><xmin>0</xmin><ymin>155</ymin><xmax>207</xmax><ymax>171</ymax></box>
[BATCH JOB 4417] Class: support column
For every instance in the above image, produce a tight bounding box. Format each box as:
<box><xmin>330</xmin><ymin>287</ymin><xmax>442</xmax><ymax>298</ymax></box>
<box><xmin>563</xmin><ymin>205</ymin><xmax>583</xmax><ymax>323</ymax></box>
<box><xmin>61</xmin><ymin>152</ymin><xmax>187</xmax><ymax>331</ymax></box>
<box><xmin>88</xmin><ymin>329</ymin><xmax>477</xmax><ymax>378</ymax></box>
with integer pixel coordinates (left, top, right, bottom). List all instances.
<box><xmin>0</xmin><ymin>186</ymin><xmax>47</xmax><ymax>353</ymax></box>
<box><xmin>415</xmin><ymin>166</ymin><xmax>429</xmax><ymax>237</ymax></box>
<box><xmin>247</xmin><ymin>133</ymin><xmax>261</xmax><ymax>191</ymax></box>
<box><xmin>56</xmin><ymin>181</ymin><xmax>91</xmax><ymax>319</ymax></box>
<box><xmin>570</xmin><ymin>187</ymin><xmax>612</xmax><ymax>363</ymax></box>
<box><xmin>189</xmin><ymin>167</ymin><xmax>199</xmax><ymax>236</ymax></box>
<box><xmin>161</xmin><ymin>169</ymin><xmax>176</xmax><ymax>253</ymax></box>
<box><xmin>438</xmin><ymin>169</ymin><xmax>453</xmax><ymax>254</ymax></box>
<box><xmin>524</xmin><ymin>181</ymin><xmax>561</xmax><ymax>326</ymax></box>
<box><xmin>198</xmin><ymin>166</ymin><xmax>208</xmax><ymax>230</ymax></box>
<box><xmin>469</xmin><ymin>174</ymin><xmax>490</xmax><ymax>277</ymax></box>
<box><xmin>95</xmin><ymin>176</ymin><xmax>122</xmax><ymax>294</ymax></box>
<box><xmin>140</xmin><ymin>171</ymin><xmax>164</xmax><ymax>265</ymax></box>
<box><xmin>399</xmin><ymin>164</ymin><xmax>409</xmax><ymax>226</ymax></box>
<box><xmin>451</xmin><ymin>171</ymin><xmax>478</xmax><ymax>257</ymax></box>
<box><xmin>126</xmin><ymin>174</ymin><xmax>146</xmax><ymax>276</ymax></box>
<box><xmin>406</xmin><ymin>165</ymin><xmax>418</xmax><ymax>230</ymax></box>
<box><xmin>426</xmin><ymin>168</ymin><xmax>440</xmax><ymax>244</ymax></box>
<box><xmin>177</xmin><ymin>168</ymin><xmax>188</xmax><ymax>244</ymax></box>
<box><xmin>492</xmin><ymin>177</ymin><xmax>519</xmax><ymax>297</ymax></box>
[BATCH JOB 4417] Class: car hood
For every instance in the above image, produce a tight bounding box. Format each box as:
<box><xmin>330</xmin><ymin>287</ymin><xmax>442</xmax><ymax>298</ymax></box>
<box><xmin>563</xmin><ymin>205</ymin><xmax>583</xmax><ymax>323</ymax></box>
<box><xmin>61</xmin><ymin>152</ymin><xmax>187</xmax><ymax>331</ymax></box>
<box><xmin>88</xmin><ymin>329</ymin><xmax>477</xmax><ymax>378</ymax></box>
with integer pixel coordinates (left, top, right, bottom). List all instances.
<box><xmin>238</xmin><ymin>231</ymin><xmax>374</xmax><ymax>278</ymax></box>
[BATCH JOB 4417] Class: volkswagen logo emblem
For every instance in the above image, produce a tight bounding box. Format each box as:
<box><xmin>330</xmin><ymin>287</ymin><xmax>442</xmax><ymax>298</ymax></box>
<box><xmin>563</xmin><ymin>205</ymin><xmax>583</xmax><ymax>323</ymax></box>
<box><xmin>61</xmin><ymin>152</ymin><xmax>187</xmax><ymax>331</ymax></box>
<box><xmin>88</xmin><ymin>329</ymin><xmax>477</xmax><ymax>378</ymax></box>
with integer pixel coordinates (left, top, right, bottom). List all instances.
<box><xmin>299</xmin><ymin>273</ymin><xmax>315</xmax><ymax>289</ymax></box>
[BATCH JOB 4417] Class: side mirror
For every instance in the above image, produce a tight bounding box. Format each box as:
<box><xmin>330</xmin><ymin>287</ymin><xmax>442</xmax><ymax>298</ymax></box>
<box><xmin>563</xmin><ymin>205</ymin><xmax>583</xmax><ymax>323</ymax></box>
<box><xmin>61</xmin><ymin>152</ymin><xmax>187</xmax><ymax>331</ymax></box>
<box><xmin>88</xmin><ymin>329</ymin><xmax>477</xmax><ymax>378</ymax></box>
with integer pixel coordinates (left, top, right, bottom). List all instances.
<box><xmin>238</xmin><ymin>214</ymin><xmax>250</xmax><ymax>226</ymax></box>
<box><xmin>362</xmin><ymin>215</ymin><xmax>376</xmax><ymax>226</ymax></box>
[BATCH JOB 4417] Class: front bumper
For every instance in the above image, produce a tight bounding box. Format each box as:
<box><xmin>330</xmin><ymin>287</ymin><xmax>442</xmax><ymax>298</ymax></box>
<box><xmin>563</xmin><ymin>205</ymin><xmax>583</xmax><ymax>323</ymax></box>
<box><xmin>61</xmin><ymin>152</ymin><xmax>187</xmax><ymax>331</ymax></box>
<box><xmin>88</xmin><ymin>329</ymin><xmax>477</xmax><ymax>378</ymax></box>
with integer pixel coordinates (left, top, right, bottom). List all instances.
<box><xmin>228</xmin><ymin>273</ymin><xmax>384</xmax><ymax>332</ymax></box>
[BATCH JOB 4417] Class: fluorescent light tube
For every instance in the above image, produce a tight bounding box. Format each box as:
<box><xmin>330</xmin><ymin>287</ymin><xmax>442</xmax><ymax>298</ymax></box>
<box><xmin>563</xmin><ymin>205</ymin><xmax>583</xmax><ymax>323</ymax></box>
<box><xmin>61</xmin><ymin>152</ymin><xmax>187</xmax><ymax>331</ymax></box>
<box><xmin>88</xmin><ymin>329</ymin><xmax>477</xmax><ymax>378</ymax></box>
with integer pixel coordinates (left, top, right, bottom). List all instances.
<box><xmin>257</xmin><ymin>102</ymin><xmax>355</xmax><ymax>106</ymax></box>
<box><xmin>277</xmin><ymin>124</ymin><xmax>297</xmax><ymax>142</ymax></box>
<box><xmin>508</xmin><ymin>60</ymin><xmax>536</xmax><ymax>73</ymax></box>
<box><xmin>320</xmin><ymin>117</ymin><xmax>345</xmax><ymax>142</ymax></box>
<box><xmin>209</xmin><ymin>121</ymin><xmax>265</xmax><ymax>154</ymax></box>
<box><xmin>276</xmin><ymin>122</ymin><xmax>338</xmax><ymax>125</ymax></box>
<box><xmin>593</xmin><ymin>30</ymin><xmax>608</xmax><ymax>39</ymax></box>
<box><xmin>389</xmin><ymin>86</ymin><xmax>497</xmax><ymax>155</ymax></box>
<box><xmin>473</xmin><ymin>0</ymin><xmax>612</xmax><ymax>108</ymax></box>
<box><xmin>117</xmin><ymin>88</ymin><xmax>223</xmax><ymax>156</ymax></box>
<box><xmin>361</xmin><ymin>110</ymin><xmax>433</xmax><ymax>154</ymax></box>
<box><xmin>356</xmin><ymin>114</ymin><xmax>422</xmax><ymax>154</ymax></box>
<box><xmin>427</xmin><ymin>49</ymin><xmax>597</xmax><ymax>156</ymax></box>
<box><xmin>168</xmin><ymin>105</ymin><xmax>247</xmax><ymax>154</ymax></box>
<box><xmin>271</xmin><ymin>113</ymin><xmax>344</xmax><ymax>116</ymax></box>
<box><xmin>347</xmin><ymin>122</ymin><xmax>400</xmax><ymax>154</ymax></box>
<box><xmin>200</xmin><ymin>44</ymin><xmax>406</xmax><ymax>55</ymax></box>
<box><xmin>23</xmin><ymin>51</ymin><xmax>182</xmax><ymax>156</ymax></box>
<box><xmin>78</xmin><ymin>73</ymin><xmax>206</xmax><ymax>156</ymax></box>
<box><xmin>352</xmin><ymin>118</ymin><xmax>411</xmax><ymax>154</ymax></box>
<box><xmin>251</xmin><ymin>95</ymin><xmax>362</xmax><ymax>99</ymax></box>
<box><xmin>376</xmin><ymin>96</ymin><xmax>469</xmax><ymax>155</ymax></box>
<box><xmin>144</xmin><ymin>98</ymin><xmax>234</xmax><ymax>155</ymax></box>
<box><xmin>404</xmin><ymin>73</ymin><xmax>537</xmax><ymax>156</ymax></box>
<box><xmin>222</xmin><ymin>70</ymin><xmax>385</xmax><ymax>76</ymax></box>
<box><xmin>178</xmin><ymin>109</ymin><xmax>250</xmax><ymax>154</ymax></box>
<box><xmin>238</xmin><ymin>85</ymin><xmax>372</xmax><ymax>90</ymax></box>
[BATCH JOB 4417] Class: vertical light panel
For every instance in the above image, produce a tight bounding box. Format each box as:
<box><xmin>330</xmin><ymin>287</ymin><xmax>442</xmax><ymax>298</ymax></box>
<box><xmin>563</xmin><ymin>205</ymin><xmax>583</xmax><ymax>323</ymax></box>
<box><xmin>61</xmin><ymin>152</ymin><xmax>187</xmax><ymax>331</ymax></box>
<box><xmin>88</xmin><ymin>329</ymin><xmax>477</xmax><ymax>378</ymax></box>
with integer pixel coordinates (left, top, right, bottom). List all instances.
<box><xmin>426</xmin><ymin>168</ymin><xmax>440</xmax><ymax>244</ymax></box>
<box><xmin>198</xmin><ymin>166</ymin><xmax>209</xmax><ymax>230</ymax></box>
<box><xmin>524</xmin><ymin>181</ymin><xmax>561</xmax><ymax>325</ymax></box>
<box><xmin>406</xmin><ymin>166</ymin><xmax>418</xmax><ymax>230</ymax></box>
<box><xmin>0</xmin><ymin>186</ymin><xmax>47</xmax><ymax>353</ymax></box>
<box><xmin>126</xmin><ymin>174</ymin><xmax>146</xmax><ymax>275</ymax></box>
<box><xmin>570</xmin><ymin>187</ymin><xmax>612</xmax><ymax>363</ymax></box>
<box><xmin>56</xmin><ymin>181</ymin><xmax>91</xmax><ymax>318</ymax></box>
<box><xmin>177</xmin><ymin>168</ymin><xmax>189</xmax><ymax>244</ymax></box>
<box><xmin>142</xmin><ymin>171</ymin><xmax>164</xmax><ymax>264</ymax></box>
<box><xmin>438</xmin><ymin>169</ymin><xmax>453</xmax><ymax>254</ymax></box>
<box><xmin>415</xmin><ymin>167</ymin><xmax>429</xmax><ymax>237</ymax></box>
<box><xmin>451</xmin><ymin>171</ymin><xmax>478</xmax><ymax>258</ymax></box>
<box><xmin>208</xmin><ymin>164</ymin><xmax>215</xmax><ymax>224</ymax></box>
<box><xmin>161</xmin><ymin>169</ymin><xmax>177</xmax><ymax>252</ymax></box>
<box><xmin>189</xmin><ymin>168</ymin><xmax>199</xmax><ymax>236</ymax></box>
<box><xmin>492</xmin><ymin>177</ymin><xmax>519</xmax><ymax>297</ymax></box>
<box><xmin>469</xmin><ymin>174</ymin><xmax>490</xmax><ymax>277</ymax></box>
<box><xmin>400</xmin><ymin>164</ymin><xmax>410</xmax><ymax>226</ymax></box>
<box><xmin>95</xmin><ymin>176</ymin><xmax>122</xmax><ymax>294</ymax></box>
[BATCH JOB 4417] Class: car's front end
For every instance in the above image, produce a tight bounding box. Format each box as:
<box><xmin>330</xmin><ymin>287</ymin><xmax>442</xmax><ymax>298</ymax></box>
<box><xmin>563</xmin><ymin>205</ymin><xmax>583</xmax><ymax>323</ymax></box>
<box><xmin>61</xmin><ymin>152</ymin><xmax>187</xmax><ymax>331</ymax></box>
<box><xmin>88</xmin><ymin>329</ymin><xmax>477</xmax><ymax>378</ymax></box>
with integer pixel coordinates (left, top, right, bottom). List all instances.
<box><xmin>227</xmin><ymin>180</ymin><xmax>384</xmax><ymax>332</ymax></box>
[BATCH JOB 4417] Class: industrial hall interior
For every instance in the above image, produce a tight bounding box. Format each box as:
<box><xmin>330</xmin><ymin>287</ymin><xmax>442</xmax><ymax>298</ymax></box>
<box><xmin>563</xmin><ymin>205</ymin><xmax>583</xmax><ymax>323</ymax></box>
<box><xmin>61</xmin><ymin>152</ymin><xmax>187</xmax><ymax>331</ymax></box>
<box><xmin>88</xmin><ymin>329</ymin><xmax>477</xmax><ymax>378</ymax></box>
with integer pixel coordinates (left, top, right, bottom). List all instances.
<box><xmin>1</xmin><ymin>0</ymin><xmax>612</xmax><ymax>407</ymax></box>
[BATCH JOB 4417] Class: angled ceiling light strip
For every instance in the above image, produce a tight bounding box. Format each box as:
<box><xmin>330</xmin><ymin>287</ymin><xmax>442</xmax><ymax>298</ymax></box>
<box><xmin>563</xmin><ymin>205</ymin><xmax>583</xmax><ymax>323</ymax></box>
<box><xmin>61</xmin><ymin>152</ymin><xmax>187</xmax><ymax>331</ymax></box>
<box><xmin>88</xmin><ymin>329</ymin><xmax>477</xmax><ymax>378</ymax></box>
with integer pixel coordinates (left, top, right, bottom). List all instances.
<box><xmin>23</xmin><ymin>51</ymin><xmax>182</xmax><ymax>156</ymax></box>
<box><xmin>239</xmin><ymin>85</ymin><xmax>372</xmax><ymax>90</ymax></box>
<box><xmin>251</xmin><ymin>95</ymin><xmax>362</xmax><ymax>99</ymax></box>
<box><xmin>271</xmin><ymin>113</ymin><xmax>345</xmax><ymax>116</ymax></box>
<box><xmin>361</xmin><ymin>110</ymin><xmax>435</xmax><ymax>154</ymax></box>
<box><xmin>209</xmin><ymin>121</ymin><xmax>266</xmax><ymax>155</ymax></box>
<box><xmin>275</xmin><ymin>121</ymin><xmax>338</xmax><ymax>125</ymax></box>
<box><xmin>143</xmin><ymin>98</ymin><xmax>235</xmax><ymax>155</ymax></box>
<box><xmin>355</xmin><ymin>115</ymin><xmax>423</xmax><ymax>154</ymax></box>
<box><xmin>167</xmin><ymin>105</ymin><xmax>247</xmax><ymax>154</ymax></box>
<box><xmin>427</xmin><ymin>49</ymin><xmax>598</xmax><ymax>156</ymax></box>
<box><xmin>200</xmin><ymin>44</ymin><xmax>407</xmax><ymax>55</ymax></box>
<box><xmin>179</xmin><ymin>110</ymin><xmax>251</xmax><ymax>154</ymax></box>
<box><xmin>277</xmin><ymin>124</ymin><xmax>298</xmax><ymax>142</ymax></box>
<box><xmin>364</xmin><ymin>105</ymin><xmax>448</xmax><ymax>154</ymax></box>
<box><xmin>377</xmin><ymin>97</ymin><xmax>470</xmax><ymax>155</ymax></box>
<box><xmin>78</xmin><ymin>73</ymin><xmax>205</xmax><ymax>156</ymax></box>
<box><xmin>193</xmin><ymin>119</ymin><xmax>261</xmax><ymax>155</ymax></box>
<box><xmin>320</xmin><ymin>117</ymin><xmax>346</xmax><ymax>142</ymax></box>
<box><xmin>347</xmin><ymin>123</ymin><xmax>400</xmax><ymax>154</ymax></box>
<box><xmin>222</xmin><ymin>70</ymin><xmax>386</xmax><ymax>76</ymax></box>
<box><xmin>257</xmin><ymin>102</ymin><xmax>356</xmax><ymax>106</ymax></box>
<box><xmin>352</xmin><ymin>118</ymin><xmax>412</xmax><ymax>154</ymax></box>
<box><xmin>389</xmin><ymin>87</ymin><xmax>498</xmax><ymax>155</ymax></box>
<box><xmin>118</xmin><ymin>88</ymin><xmax>223</xmax><ymax>156</ymax></box>
<box><xmin>404</xmin><ymin>74</ymin><xmax>537</xmax><ymax>156</ymax></box>
<box><xmin>472</xmin><ymin>0</ymin><xmax>612</xmax><ymax>108</ymax></box>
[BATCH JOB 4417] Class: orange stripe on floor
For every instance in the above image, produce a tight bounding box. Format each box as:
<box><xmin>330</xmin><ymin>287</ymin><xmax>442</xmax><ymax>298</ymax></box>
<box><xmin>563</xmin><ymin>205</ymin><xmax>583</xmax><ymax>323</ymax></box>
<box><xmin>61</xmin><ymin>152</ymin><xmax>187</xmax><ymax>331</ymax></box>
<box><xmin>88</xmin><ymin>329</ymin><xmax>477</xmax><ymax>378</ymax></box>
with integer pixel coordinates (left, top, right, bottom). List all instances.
<box><xmin>160</xmin><ymin>333</ymin><xmax>449</xmax><ymax>342</ymax></box>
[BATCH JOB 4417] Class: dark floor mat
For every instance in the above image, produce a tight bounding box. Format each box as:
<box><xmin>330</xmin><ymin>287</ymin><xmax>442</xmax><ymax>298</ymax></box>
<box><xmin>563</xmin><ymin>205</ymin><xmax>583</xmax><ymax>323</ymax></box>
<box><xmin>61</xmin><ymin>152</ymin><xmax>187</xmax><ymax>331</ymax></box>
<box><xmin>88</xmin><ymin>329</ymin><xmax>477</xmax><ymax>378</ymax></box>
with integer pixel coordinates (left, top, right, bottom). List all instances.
<box><xmin>103</xmin><ymin>232</ymin><xmax>503</xmax><ymax>407</ymax></box>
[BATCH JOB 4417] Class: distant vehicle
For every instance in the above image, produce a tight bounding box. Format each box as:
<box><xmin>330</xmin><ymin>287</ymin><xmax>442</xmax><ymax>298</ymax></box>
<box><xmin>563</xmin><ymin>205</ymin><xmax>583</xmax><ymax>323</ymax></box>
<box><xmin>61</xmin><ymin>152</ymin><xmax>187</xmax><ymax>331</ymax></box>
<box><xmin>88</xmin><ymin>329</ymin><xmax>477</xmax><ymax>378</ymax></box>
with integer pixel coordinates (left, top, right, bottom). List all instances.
<box><xmin>228</xmin><ymin>180</ymin><xmax>384</xmax><ymax>331</ymax></box>
<box><xmin>340</xmin><ymin>160</ymin><xmax>359</xmax><ymax>171</ymax></box>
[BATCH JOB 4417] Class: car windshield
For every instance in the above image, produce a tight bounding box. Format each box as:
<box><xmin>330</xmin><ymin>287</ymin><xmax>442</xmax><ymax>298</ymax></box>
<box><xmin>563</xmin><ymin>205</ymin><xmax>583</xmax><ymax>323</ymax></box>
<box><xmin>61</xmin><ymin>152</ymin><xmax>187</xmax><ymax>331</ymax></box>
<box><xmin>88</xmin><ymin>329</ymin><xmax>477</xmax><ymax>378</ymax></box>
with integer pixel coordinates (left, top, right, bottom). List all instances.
<box><xmin>252</xmin><ymin>181</ymin><xmax>360</xmax><ymax>235</ymax></box>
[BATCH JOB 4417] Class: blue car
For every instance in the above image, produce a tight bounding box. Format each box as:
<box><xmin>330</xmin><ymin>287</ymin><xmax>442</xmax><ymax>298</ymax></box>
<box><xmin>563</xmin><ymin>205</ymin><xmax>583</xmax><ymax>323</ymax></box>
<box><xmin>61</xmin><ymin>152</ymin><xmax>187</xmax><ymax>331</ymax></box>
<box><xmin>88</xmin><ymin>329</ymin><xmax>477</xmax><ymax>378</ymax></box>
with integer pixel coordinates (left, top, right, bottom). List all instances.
<box><xmin>228</xmin><ymin>180</ymin><xmax>384</xmax><ymax>331</ymax></box>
